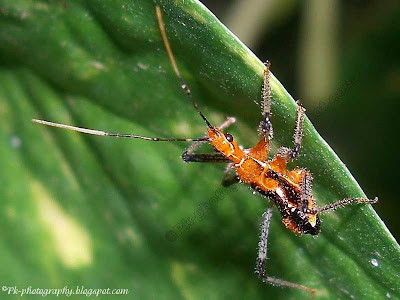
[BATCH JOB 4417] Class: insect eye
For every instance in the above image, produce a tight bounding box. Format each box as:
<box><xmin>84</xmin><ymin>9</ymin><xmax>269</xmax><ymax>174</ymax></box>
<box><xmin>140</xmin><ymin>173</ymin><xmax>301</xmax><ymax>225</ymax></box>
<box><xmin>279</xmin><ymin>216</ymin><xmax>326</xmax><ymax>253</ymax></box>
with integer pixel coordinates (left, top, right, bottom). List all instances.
<box><xmin>224</xmin><ymin>133</ymin><xmax>234</xmax><ymax>142</ymax></box>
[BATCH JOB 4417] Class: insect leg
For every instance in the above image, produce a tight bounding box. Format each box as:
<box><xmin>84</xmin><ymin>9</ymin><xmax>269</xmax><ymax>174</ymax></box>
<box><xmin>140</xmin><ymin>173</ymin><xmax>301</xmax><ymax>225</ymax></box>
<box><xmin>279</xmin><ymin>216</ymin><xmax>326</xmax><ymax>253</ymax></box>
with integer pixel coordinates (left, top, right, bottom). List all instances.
<box><xmin>315</xmin><ymin>197</ymin><xmax>378</xmax><ymax>214</ymax></box>
<box><xmin>258</xmin><ymin>61</ymin><xmax>274</xmax><ymax>141</ymax></box>
<box><xmin>182</xmin><ymin>140</ymin><xmax>230</xmax><ymax>163</ymax></box>
<box><xmin>290</xmin><ymin>102</ymin><xmax>306</xmax><ymax>159</ymax></box>
<box><xmin>256</xmin><ymin>206</ymin><xmax>316</xmax><ymax>293</ymax></box>
<box><xmin>276</xmin><ymin>102</ymin><xmax>306</xmax><ymax>161</ymax></box>
<box><xmin>221</xmin><ymin>163</ymin><xmax>239</xmax><ymax>187</ymax></box>
<box><xmin>296</xmin><ymin>170</ymin><xmax>314</xmax><ymax>211</ymax></box>
<box><xmin>182</xmin><ymin>152</ymin><xmax>231</xmax><ymax>163</ymax></box>
<box><xmin>218</xmin><ymin>116</ymin><xmax>237</xmax><ymax>130</ymax></box>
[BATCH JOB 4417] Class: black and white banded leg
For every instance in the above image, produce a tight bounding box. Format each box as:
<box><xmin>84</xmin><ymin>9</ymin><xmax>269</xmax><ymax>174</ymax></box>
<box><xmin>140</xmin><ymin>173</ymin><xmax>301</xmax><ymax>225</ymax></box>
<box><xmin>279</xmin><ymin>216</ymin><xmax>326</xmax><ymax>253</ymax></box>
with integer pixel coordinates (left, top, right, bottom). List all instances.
<box><xmin>256</xmin><ymin>206</ymin><xmax>315</xmax><ymax>293</ymax></box>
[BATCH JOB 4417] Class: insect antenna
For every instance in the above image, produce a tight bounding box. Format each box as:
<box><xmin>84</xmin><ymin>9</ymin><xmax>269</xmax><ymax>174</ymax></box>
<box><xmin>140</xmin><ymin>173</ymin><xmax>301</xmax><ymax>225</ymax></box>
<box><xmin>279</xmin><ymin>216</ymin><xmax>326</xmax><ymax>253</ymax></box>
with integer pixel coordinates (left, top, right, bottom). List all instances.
<box><xmin>31</xmin><ymin>119</ymin><xmax>209</xmax><ymax>142</ymax></box>
<box><xmin>31</xmin><ymin>7</ymin><xmax>218</xmax><ymax>143</ymax></box>
<box><xmin>155</xmin><ymin>6</ymin><xmax>215</xmax><ymax>131</ymax></box>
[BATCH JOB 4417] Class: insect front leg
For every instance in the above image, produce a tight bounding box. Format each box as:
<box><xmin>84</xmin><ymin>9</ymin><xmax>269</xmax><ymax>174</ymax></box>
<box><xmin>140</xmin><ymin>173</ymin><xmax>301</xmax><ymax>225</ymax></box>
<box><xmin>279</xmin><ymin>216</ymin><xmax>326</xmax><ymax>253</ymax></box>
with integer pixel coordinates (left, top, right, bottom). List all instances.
<box><xmin>256</xmin><ymin>206</ymin><xmax>315</xmax><ymax>293</ymax></box>
<box><xmin>218</xmin><ymin>116</ymin><xmax>236</xmax><ymax>131</ymax></box>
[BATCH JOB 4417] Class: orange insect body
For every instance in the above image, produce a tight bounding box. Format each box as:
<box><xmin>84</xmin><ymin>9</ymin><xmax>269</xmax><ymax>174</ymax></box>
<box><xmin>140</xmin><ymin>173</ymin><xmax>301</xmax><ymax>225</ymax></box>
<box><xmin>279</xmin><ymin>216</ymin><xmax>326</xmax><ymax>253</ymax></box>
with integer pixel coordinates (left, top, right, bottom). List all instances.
<box><xmin>208</xmin><ymin>127</ymin><xmax>320</xmax><ymax>235</ymax></box>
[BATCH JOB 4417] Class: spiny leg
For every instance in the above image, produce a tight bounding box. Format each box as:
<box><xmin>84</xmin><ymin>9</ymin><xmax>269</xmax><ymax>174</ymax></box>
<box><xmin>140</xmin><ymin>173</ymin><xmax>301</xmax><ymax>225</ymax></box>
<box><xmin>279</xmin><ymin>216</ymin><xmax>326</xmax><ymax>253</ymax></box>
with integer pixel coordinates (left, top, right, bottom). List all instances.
<box><xmin>276</xmin><ymin>102</ymin><xmax>306</xmax><ymax>161</ymax></box>
<box><xmin>299</xmin><ymin>170</ymin><xmax>313</xmax><ymax>211</ymax></box>
<box><xmin>256</xmin><ymin>206</ymin><xmax>273</xmax><ymax>280</ymax></box>
<box><xmin>218</xmin><ymin>116</ymin><xmax>237</xmax><ymax>131</ymax></box>
<box><xmin>182</xmin><ymin>152</ymin><xmax>231</xmax><ymax>163</ymax></box>
<box><xmin>315</xmin><ymin>197</ymin><xmax>378</xmax><ymax>214</ymax></box>
<box><xmin>256</xmin><ymin>206</ymin><xmax>316</xmax><ymax>293</ymax></box>
<box><xmin>222</xmin><ymin>163</ymin><xmax>239</xmax><ymax>187</ymax></box>
<box><xmin>183</xmin><ymin>140</ymin><xmax>208</xmax><ymax>158</ymax></box>
<box><xmin>258</xmin><ymin>61</ymin><xmax>274</xmax><ymax>142</ymax></box>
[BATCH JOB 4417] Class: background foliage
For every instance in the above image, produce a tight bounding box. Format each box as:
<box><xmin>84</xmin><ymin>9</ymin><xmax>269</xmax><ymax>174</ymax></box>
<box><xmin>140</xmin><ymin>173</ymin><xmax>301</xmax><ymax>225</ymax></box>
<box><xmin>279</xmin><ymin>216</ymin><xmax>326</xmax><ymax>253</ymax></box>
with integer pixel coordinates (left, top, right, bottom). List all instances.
<box><xmin>0</xmin><ymin>0</ymin><xmax>399</xmax><ymax>299</ymax></box>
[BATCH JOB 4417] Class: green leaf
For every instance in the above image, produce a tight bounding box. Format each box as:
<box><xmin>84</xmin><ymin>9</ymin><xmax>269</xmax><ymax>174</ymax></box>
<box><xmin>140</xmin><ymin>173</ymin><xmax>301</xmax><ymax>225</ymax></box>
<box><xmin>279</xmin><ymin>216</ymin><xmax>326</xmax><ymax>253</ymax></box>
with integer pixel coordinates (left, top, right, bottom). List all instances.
<box><xmin>0</xmin><ymin>0</ymin><xmax>398</xmax><ymax>299</ymax></box>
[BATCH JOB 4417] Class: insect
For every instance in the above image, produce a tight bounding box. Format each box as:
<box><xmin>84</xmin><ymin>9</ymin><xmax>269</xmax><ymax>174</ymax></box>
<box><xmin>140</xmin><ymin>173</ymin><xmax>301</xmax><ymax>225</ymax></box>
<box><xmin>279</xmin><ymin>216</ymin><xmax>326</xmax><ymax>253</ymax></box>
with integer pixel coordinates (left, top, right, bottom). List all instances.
<box><xmin>32</xmin><ymin>5</ymin><xmax>378</xmax><ymax>294</ymax></box>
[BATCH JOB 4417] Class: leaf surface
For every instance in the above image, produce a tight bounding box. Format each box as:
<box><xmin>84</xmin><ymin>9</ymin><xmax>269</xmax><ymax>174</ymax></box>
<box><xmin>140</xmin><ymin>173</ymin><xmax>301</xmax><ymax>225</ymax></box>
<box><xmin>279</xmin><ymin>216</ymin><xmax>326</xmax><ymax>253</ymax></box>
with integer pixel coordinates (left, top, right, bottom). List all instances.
<box><xmin>0</xmin><ymin>0</ymin><xmax>398</xmax><ymax>299</ymax></box>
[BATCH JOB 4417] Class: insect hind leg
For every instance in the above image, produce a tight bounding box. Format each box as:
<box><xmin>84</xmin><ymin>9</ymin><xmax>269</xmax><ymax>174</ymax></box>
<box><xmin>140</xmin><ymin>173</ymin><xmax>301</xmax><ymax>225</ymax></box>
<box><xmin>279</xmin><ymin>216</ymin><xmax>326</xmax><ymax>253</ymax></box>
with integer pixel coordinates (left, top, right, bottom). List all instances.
<box><xmin>315</xmin><ymin>197</ymin><xmax>378</xmax><ymax>214</ymax></box>
<box><xmin>256</xmin><ymin>206</ymin><xmax>316</xmax><ymax>293</ymax></box>
<box><xmin>276</xmin><ymin>102</ymin><xmax>306</xmax><ymax>161</ymax></box>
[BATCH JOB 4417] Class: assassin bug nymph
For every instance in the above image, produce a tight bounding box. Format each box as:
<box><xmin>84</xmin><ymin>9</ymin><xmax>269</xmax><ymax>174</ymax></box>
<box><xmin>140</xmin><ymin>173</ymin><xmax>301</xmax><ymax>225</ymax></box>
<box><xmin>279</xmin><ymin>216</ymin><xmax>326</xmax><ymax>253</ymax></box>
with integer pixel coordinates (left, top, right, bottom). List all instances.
<box><xmin>32</xmin><ymin>5</ymin><xmax>378</xmax><ymax>294</ymax></box>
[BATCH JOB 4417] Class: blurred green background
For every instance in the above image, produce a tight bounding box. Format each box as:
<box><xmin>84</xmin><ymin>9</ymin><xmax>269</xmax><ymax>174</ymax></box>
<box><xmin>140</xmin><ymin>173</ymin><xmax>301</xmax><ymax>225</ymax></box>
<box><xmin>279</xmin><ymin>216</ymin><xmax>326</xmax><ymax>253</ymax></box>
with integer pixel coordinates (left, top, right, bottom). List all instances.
<box><xmin>0</xmin><ymin>0</ymin><xmax>399</xmax><ymax>299</ymax></box>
